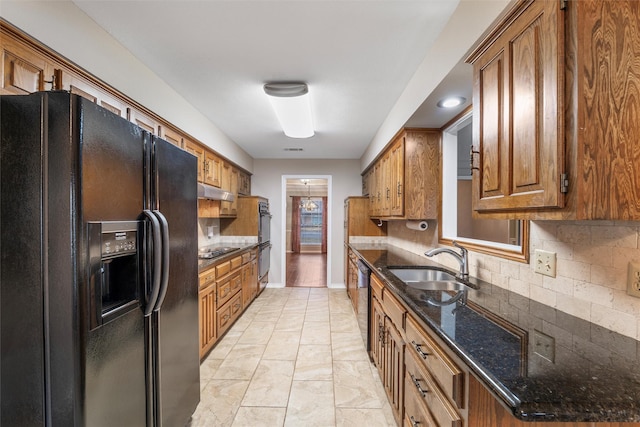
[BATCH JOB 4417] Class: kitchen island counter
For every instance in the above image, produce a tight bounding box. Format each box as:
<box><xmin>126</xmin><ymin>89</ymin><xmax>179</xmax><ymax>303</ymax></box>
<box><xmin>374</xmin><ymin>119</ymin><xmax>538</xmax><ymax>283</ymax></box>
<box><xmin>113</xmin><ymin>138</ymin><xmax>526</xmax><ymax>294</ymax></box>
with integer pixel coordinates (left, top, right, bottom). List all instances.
<box><xmin>351</xmin><ymin>243</ymin><xmax>640</xmax><ymax>423</ymax></box>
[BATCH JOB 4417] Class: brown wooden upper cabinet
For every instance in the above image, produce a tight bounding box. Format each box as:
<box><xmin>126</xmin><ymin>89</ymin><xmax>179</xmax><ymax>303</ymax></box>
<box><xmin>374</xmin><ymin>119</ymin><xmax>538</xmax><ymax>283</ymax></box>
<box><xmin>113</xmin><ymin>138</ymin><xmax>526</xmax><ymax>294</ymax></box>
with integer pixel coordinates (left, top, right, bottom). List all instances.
<box><xmin>467</xmin><ymin>0</ymin><xmax>640</xmax><ymax>220</ymax></box>
<box><xmin>364</xmin><ymin>129</ymin><xmax>440</xmax><ymax>220</ymax></box>
<box><xmin>183</xmin><ymin>139</ymin><xmax>206</xmax><ymax>182</ymax></box>
<box><xmin>204</xmin><ymin>151</ymin><xmax>222</xmax><ymax>188</ymax></box>
<box><xmin>159</xmin><ymin>126</ymin><xmax>184</xmax><ymax>148</ymax></box>
<box><xmin>220</xmin><ymin>162</ymin><xmax>239</xmax><ymax>217</ymax></box>
<box><xmin>1</xmin><ymin>36</ymin><xmax>59</xmax><ymax>95</ymax></box>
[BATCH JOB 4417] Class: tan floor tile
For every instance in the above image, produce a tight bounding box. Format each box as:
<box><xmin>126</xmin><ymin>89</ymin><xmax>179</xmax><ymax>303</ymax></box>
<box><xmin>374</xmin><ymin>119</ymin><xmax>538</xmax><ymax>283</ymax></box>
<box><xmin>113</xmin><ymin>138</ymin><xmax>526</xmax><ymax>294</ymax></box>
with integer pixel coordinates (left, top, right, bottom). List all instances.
<box><xmin>294</xmin><ymin>344</ymin><xmax>333</xmax><ymax>380</ymax></box>
<box><xmin>262</xmin><ymin>330</ymin><xmax>301</xmax><ymax>360</ymax></box>
<box><xmin>333</xmin><ymin>360</ymin><xmax>384</xmax><ymax>408</ymax></box>
<box><xmin>213</xmin><ymin>344</ymin><xmax>265</xmax><ymax>380</ymax></box>
<box><xmin>284</xmin><ymin>380</ymin><xmax>335</xmax><ymax>427</ymax></box>
<box><xmin>231</xmin><ymin>407</ymin><xmax>286</xmax><ymax>427</ymax></box>
<box><xmin>206</xmin><ymin>330</ymin><xmax>243</xmax><ymax>360</ymax></box>
<box><xmin>301</xmin><ymin>321</ymin><xmax>331</xmax><ymax>344</ymax></box>
<box><xmin>241</xmin><ymin>360</ymin><xmax>294</xmax><ymax>407</ymax></box>
<box><xmin>331</xmin><ymin>332</ymin><xmax>368</xmax><ymax>361</ymax></box>
<box><xmin>200</xmin><ymin>358</ymin><xmax>224</xmax><ymax>387</ymax></box>
<box><xmin>192</xmin><ymin>379</ymin><xmax>249</xmax><ymax>426</ymax></box>
<box><xmin>330</xmin><ymin>312</ymin><xmax>361</xmax><ymax>333</ymax></box>
<box><xmin>237</xmin><ymin>321</ymin><xmax>276</xmax><ymax>345</ymax></box>
<box><xmin>194</xmin><ymin>288</ymin><xmax>397</xmax><ymax>427</ymax></box>
<box><xmin>335</xmin><ymin>408</ymin><xmax>397</xmax><ymax>427</ymax></box>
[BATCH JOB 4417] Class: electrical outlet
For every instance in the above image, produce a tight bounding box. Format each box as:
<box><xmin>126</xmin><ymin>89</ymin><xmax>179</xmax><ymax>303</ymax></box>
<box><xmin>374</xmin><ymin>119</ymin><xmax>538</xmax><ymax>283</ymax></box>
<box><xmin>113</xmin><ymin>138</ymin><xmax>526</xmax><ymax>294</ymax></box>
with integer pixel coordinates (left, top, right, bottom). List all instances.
<box><xmin>626</xmin><ymin>262</ymin><xmax>640</xmax><ymax>298</ymax></box>
<box><xmin>534</xmin><ymin>249</ymin><xmax>557</xmax><ymax>277</ymax></box>
<box><xmin>533</xmin><ymin>330</ymin><xmax>555</xmax><ymax>362</ymax></box>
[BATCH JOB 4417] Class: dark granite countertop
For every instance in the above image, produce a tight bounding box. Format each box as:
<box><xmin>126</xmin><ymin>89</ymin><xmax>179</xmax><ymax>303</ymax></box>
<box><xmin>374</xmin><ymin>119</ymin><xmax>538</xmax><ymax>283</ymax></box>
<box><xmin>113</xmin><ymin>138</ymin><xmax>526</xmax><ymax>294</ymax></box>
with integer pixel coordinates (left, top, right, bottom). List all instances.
<box><xmin>198</xmin><ymin>244</ymin><xmax>258</xmax><ymax>273</ymax></box>
<box><xmin>350</xmin><ymin>243</ymin><xmax>640</xmax><ymax>423</ymax></box>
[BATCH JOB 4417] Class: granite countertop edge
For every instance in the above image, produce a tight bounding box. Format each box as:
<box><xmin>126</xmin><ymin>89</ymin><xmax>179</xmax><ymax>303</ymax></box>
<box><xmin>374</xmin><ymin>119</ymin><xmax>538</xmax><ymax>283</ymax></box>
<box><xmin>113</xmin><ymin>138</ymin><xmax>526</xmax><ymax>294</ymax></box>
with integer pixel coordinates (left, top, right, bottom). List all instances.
<box><xmin>349</xmin><ymin>242</ymin><xmax>640</xmax><ymax>423</ymax></box>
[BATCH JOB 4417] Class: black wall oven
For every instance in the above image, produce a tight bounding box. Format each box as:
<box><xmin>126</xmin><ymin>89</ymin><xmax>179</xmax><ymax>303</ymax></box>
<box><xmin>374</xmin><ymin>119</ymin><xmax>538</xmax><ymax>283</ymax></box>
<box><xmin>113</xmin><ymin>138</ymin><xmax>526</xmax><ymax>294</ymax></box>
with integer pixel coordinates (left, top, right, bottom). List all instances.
<box><xmin>257</xmin><ymin>201</ymin><xmax>271</xmax><ymax>291</ymax></box>
<box><xmin>258</xmin><ymin>201</ymin><xmax>271</xmax><ymax>244</ymax></box>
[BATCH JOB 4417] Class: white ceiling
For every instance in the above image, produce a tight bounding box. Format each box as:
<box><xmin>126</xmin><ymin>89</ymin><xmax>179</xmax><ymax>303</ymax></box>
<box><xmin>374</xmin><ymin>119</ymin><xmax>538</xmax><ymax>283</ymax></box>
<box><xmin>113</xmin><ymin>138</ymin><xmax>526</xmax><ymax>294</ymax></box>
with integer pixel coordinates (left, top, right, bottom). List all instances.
<box><xmin>71</xmin><ymin>0</ymin><xmax>472</xmax><ymax>160</ymax></box>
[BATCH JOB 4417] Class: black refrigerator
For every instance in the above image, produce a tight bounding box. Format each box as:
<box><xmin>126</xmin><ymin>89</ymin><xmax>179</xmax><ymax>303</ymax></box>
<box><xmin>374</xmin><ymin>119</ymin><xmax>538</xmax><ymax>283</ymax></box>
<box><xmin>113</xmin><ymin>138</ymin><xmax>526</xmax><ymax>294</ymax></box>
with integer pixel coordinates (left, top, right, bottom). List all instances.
<box><xmin>1</xmin><ymin>91</ymin><xmax>200</xmax><ymax>426</ymax></box>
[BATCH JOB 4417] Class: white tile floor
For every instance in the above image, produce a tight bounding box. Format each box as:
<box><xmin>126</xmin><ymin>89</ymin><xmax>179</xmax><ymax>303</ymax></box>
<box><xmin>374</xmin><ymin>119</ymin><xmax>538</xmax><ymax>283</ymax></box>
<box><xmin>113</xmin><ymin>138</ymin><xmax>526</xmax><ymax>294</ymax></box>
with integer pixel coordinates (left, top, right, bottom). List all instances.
<box><xmin>189</xmin><ymin>287</ymin><xmax>396</xmax><ymax>427</ymax></box>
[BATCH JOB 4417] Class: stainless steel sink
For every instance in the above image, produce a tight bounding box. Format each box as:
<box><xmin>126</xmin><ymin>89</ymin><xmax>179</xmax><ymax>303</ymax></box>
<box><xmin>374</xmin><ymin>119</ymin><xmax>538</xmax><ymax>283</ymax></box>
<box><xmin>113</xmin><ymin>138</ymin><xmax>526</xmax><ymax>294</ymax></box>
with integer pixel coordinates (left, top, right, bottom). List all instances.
<box><xmin>388</xmin><ymin>268</ymin><xmax>471</xmax><ymax>293</ymax></box>
<box><xmin>403</xmin><ymin>280</ymin><xmax>469</xmax><ymax>291</ymax></box>
<box><xmin>388</xmin><ymin>268</ymin><xmax>457</xmax><ymax>283</ymax></box>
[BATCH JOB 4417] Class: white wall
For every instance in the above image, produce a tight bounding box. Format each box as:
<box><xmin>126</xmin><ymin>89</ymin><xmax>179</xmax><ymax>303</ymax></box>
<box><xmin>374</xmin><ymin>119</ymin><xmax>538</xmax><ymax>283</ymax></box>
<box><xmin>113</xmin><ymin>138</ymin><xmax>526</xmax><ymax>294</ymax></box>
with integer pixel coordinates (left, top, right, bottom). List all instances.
<box><xmin>252</xmin><ymin>159</ymin><xmax>361</xmax><ymax>286</ymax></box>
<box><xmin>361</xmin><ymin>0</ymin><xmax>511</xmax><ymax>171</ymax></box>
<box><xmin>1</xmin><ymin>0</ymin><xmax>253</xmax><ymax>172</ymax></box>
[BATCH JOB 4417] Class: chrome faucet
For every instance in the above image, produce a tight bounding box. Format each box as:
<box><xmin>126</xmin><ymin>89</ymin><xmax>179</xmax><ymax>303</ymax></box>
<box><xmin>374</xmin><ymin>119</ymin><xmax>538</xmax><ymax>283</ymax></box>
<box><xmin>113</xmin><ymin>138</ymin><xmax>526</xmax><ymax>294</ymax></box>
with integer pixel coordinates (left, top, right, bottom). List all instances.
<box><xmin>424</xmin><ymin>241</ymin><xmax>469</xmax><ymax>279</ymax></box>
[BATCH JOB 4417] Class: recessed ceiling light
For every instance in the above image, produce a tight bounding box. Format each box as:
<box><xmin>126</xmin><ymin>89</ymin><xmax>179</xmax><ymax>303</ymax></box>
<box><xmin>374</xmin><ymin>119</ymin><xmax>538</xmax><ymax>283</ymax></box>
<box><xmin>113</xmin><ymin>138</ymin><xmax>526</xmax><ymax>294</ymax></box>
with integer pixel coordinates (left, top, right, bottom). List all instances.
<box><xmin>437</xmin><ymin>96</ymin><xmax>466</xmax><ymax>108</ymax></box>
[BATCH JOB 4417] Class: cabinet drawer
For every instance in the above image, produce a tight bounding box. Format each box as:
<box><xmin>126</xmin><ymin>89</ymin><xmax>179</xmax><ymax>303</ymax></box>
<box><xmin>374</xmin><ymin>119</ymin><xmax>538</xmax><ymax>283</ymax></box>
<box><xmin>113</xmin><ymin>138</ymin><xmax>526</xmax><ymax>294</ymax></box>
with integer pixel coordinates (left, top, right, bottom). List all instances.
<box><xmin>199</xmin><ymin>267</ymin><xmax>216</xmax><ymax>289</ymax></box>
<box><xmin>371</xmin><ymin>273</ymin><xmax>384</xmax><ymax>302</ymax></box>
<box><xmin>217</xmin><ymin>270</ymin><xmax>241</xmax><ymax>308</ymax></box>
<box><xmin>216</xmin><ymin>260</ymin><xmax>231</xmax><ymax>277</ymax></box>
<box><xmin>230</xmin><ymin>255</ymin><xmax>243</xmax><ymax>270</ymax></box>
<box><xmin>230</xmin><ymin>292</ymin><xmax>243</xmax><ymax>317</ymax></box>
<box><xmin>406</xmin><ymin>315</ymin><xmax>464</xmax><ymax>408</ymax></box>
<box><xmin>230</xmin><ymin>273</ymin><xmax>242</xmax><ymax>295</ymax></box>
<box><xmin>242</xmin><ymin>252</ymin><xmax>251</xmax><ymax>264</ymax></box>
<box><xmin>404</xmin><ymin>373</ymin><xmax>437</xmax><ymax>427</ymax></box>
<box><xmin>383</xmin><ymin>289</ymin><xmax>405</xmax><ymax>333</ymax></box>
<box><xmin>405</xmin><ymin>350</ymin><xmax>462</xmax><ymax>427</ymax></box>
<box><xmin>216</xmin><ymin>303</ymin><xmax>232</xmax><ymax>337</ymax></box>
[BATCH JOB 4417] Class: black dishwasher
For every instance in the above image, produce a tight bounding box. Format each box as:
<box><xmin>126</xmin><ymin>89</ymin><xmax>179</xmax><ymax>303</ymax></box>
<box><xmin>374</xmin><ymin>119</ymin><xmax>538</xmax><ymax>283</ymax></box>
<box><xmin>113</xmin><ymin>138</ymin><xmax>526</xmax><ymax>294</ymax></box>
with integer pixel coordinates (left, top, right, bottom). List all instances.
<box><xmin>356</xmin><ymin>259</ymin><xmax>371</xmax><ymax>351</ymax></box>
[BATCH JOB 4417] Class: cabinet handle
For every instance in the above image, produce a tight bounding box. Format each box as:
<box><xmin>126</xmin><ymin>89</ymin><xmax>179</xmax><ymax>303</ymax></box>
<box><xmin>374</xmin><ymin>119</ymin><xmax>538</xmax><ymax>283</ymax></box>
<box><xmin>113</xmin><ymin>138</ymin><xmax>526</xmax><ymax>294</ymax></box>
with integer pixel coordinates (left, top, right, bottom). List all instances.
<box><xmin>386</xmin><ymin>187</ymin><xmax>390</xmax><ymax>199</ymax></box>
<box><xmin>409</xmin><ymin>415</ymin><xmax>420</xmax><ymax>427</ymax></box>
<box><xmin>379</xmin><ymin>323</ymin><xmax>385</xmax><ymax>347</ymax></box>
<box><xmin>397</xmin><ymin>182</ymin><xmax>402</xmax><ymax>196</ymax></box>
<box><xmin>410</xmin><ymin>373</ymin><xmax>428</xmax><ymax>397</ymax></box>
<box><xmin>411</xmin><ymin>340</ymin><xmax>429</xmax><ymax>359</ymax></box>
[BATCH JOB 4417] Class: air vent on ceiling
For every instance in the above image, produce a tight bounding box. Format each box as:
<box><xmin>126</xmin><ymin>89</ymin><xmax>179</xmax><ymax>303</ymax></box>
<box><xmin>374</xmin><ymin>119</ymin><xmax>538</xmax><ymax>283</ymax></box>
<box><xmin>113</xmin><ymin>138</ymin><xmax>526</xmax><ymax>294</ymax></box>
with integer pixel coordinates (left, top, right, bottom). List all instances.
<box><xmin>283</xmin><ymin>148</ymin><xmax>304</xmax><ymax>152</ymax></box>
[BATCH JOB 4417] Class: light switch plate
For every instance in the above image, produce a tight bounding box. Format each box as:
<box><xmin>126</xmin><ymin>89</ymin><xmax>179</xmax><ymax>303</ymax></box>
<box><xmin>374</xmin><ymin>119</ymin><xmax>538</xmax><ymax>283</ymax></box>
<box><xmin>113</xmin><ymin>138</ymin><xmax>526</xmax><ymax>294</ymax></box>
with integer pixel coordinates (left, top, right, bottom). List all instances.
<box><xmin>534</xmin><ymin>249</ymin><xmax>557</xmax><ymax>277</ymax></box>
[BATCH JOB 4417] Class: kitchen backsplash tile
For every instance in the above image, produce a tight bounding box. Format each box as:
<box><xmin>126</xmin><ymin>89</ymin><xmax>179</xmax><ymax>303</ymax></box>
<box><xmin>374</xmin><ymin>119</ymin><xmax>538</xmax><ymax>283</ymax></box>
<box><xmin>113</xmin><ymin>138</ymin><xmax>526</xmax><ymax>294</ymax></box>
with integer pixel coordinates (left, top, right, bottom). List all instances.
<box><xmin>385</xmin><ymin>220</ymin><xmax>640</xmax><ymax>340</ymax></box>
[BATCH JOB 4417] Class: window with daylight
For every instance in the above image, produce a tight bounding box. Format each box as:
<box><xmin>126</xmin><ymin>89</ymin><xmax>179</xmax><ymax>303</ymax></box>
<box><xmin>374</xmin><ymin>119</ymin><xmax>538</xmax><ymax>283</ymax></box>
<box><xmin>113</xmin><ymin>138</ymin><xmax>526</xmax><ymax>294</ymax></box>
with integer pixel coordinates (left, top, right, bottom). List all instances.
<box><xmin>300</xmin><ymin>198</ymin><xmax>323</xmax><ymax>246</ymax></box>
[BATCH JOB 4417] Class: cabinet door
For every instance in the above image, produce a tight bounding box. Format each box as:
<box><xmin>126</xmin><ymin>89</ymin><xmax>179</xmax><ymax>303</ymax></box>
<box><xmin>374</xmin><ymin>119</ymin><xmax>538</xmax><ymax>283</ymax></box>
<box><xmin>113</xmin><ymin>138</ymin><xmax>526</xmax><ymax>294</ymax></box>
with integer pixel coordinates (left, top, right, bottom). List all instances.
<box><xmin>371</xmin><ymin>297</ymin><xmax>385</xmax><ymax>377</ymax></box>
<box><xmin>238</xmin><ymin>171</ymin><xmax>251</xmax><ymax>195</ymax></box>
<box><xmin>390</xmin><ymin>137</ymin><xmax>405</xmax><ymax>216</ymax></box>
<box><xmin>199</xmin><ymin>284</ymin><xmax>216</xmax><ymax>360</ymax></box>
<box><xmin>159</xmin><ymin>126</ymin><xmax>183</xmax><ymax>148</ymax></box>
<box><xmin>184</xmin><ymin>139</ymin><xmax>205</xmax><ymax>183</ymax></box>
<box><xmin>1</xmin><ymin>41</ymin><xmax>58</xmax><ymax>95</ymax></box>
<box><xmin>385</xmin><ymin>317</ymin><xmax>405</xmax><ymax>422</ymax></box>
<box><xmin>128</xmin><ymin>107</ymin><xmax>159</xmax><ymax>135</ymax></box>
<box><xmin>62</xmin><ymin>72</ymin><xmax>128</xmax><ymax>118</ymax></box>
<box><xmin>220</xmin><ymin>163</ymin><xmax>238</xmax><ymax>216</ymax></box>
<box><xmin>470</xmin><ymin>0</ymin><xmax>564</xmax><ymax>212</ymax></box>
<box><xmin>380</xmin><ymin>151</ymin><xmax>391</xmax><ymax>217</ymax></box>
<box><xmin>204</xmin><ymin>151</ymin><xmax>222</xmax><ymax>187</ymax></box>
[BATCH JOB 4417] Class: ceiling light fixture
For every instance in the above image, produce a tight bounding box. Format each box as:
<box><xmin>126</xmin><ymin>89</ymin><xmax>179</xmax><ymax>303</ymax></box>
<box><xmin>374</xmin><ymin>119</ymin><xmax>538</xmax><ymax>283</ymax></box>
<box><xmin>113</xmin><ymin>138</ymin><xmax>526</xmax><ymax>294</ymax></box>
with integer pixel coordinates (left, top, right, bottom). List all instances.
<box><xmin>264</xmin><ymin>82</ymin><xmax>314</xmax><ymax>138</ymax></box>
<box><xmin>300</xmin><ymin>180</ymin><xmax>318</xmax><ymax>212</ymax></box>
<box><xmin>437</xmin><ymin>96</ymin><xmax>466</xmax><ymax>109</ymax></box>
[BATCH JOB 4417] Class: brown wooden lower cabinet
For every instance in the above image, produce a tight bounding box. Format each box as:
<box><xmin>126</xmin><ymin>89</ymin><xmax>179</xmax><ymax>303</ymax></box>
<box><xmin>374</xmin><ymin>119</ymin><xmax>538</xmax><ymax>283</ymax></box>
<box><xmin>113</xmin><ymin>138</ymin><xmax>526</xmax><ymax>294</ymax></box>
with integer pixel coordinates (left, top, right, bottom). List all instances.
<box><xmin>198</xmin><ymin>247</ymin><xmax>260</xmax><ymax>361</ymax></box>
<box><xmin>369</xmin><ymin>275</ymin><xmax>638</xmax><ymax>427</ymax></box>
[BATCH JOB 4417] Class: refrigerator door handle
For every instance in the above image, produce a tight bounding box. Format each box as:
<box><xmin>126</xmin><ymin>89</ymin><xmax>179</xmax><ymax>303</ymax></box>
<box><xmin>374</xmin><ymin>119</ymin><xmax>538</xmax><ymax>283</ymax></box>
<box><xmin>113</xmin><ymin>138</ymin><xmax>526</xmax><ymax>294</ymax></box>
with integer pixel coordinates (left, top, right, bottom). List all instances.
<box><xmin>152</xmin><ymin>209</ymin><xmax>170</xmax><ymax>312</ymax></box>
<box><xmin>143</xmin><ymin>209</ymin><xmax>162</xmax><ymax>317</ymax></box>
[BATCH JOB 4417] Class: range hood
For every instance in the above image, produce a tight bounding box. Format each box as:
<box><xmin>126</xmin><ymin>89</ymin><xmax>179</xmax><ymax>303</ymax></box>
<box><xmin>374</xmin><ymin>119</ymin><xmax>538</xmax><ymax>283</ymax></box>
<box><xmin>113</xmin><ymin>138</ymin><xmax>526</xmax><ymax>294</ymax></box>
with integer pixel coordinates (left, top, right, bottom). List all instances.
<box><xmin>197</xmin><ymin>183</ymin><xmax>235</xmax><ymax>201</ymax></box>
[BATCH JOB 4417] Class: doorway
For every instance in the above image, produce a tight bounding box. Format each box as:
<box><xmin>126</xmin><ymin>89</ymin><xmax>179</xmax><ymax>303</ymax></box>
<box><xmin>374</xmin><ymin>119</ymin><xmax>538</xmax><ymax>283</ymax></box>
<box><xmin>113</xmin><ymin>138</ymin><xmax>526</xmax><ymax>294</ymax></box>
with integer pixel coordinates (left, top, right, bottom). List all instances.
<box><xmin>283</xmin><ymin>177</ymin><xmax>329</xmax><ymax>287</ymax></box>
